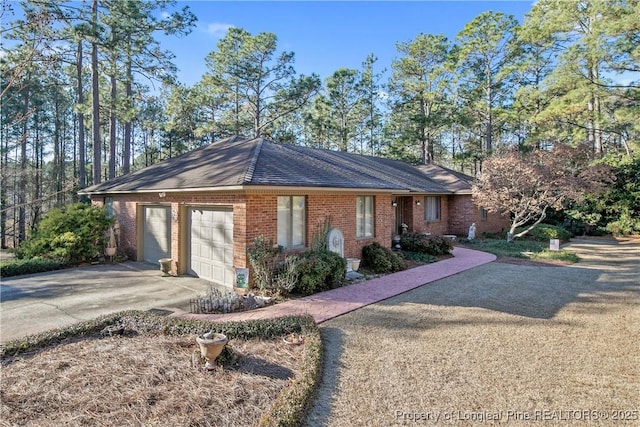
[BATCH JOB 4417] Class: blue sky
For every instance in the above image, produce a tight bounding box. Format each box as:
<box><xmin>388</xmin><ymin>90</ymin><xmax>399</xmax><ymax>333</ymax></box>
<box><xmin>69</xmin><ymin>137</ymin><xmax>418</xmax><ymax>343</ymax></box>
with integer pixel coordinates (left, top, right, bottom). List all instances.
<box><xmin>161</xmin><ymin>1</ymin><xmax>535</xmax><ymax>86</ymax></box>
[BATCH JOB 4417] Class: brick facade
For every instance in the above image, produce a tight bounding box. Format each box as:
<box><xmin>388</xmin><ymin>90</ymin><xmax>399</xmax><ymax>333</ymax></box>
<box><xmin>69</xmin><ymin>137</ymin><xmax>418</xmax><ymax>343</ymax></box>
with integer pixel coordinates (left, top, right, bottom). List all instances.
<box><xmin>447</xmin><ymin>194</ymin><xmax>510</xmax><ymax>237</ymax></box>
<box><xmin>92</xmin><ymin>190</ymin><xmax>509</xmax><ymax>284</ymax></box>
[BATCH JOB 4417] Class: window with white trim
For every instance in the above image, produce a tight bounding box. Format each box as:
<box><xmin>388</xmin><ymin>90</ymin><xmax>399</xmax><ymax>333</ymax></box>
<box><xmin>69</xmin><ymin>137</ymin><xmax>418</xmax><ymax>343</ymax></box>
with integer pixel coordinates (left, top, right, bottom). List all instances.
<box><xmin>356</xmin><ymin>196</ymin><xmax>374</xmax><ymax>238</ymax></box>
<box><xmin>277</xmin><ymin>196</ymin><xmax>306</xmax><ymax>248</ymax></box>
<box><xmin>424</xmin><ymin>196</ymin><xmax>441</xmax><ymax>221</ymax></box>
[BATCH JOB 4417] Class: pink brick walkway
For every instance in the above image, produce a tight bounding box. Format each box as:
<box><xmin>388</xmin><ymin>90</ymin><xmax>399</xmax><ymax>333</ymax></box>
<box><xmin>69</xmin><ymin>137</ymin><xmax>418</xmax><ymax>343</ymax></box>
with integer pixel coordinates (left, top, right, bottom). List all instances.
<box><xmin>178</xmin><ymin>247</ymin><xmax>496</xmax><ymax>324</ymax></box>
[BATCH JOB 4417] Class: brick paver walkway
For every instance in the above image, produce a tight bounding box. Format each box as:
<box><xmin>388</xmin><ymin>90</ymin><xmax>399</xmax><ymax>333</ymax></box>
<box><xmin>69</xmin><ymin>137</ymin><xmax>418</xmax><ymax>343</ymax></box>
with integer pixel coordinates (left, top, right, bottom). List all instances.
<box><xmin>178</xmin><ymin>247</ymin><xmax>496</xmax><ymax>324</ymax></box>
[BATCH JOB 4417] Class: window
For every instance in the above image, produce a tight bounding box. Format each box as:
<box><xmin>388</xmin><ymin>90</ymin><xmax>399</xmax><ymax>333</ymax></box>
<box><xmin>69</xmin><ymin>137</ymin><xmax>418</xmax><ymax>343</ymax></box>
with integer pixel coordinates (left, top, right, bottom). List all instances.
<box><xmin>480</xmin><ymin>207</ymin><xmax>488</xmax><ymax>221</ymax></box>
<box><xmin>277</xmin><ymin>196</ymin><xmax>306</xmax><ymax>248</ymax></box>
<box><xmin>356</xmin><ymin>196</ymin><xmax>374</xmax><ymax>238</ymax></box>
<box><xmin>424</xmin><ymin>196</ymin><xmax>441</xmax><ymax>221</ymax></box>
<box><xmin>105</xmin><ymin>197</ymin><xmax>114</xmax><ymax>219</ymax></box>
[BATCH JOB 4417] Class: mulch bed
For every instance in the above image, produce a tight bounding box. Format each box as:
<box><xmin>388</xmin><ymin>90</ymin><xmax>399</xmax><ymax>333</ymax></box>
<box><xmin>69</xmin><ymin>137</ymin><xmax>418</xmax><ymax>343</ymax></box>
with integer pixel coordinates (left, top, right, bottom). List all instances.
<box><xmin>1</xmin><ymin>332</ymin><xmax>305</xmax><ymax>427</ymax></box>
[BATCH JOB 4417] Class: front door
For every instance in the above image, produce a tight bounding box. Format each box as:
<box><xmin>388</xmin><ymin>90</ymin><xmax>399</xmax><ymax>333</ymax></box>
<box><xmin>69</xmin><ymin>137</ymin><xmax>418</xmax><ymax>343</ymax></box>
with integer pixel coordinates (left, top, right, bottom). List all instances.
<box><xmin>394</xmin><ymin>196</ymin><xmax>413</xmax><ymax>235</ymax></box>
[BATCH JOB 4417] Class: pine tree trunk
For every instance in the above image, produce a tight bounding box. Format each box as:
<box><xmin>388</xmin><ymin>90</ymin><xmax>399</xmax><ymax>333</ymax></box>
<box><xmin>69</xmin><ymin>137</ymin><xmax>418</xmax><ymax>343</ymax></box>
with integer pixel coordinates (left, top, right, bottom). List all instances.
<box><xmin>592</xmin><ymin>64</ymin><xmax>603</xmax><ymax>156</ymax></box>
<box><xmin>18</xmin><ymin>85</ymin><xmax>30</xmax><ymax>243</ymax></box>
<box><xmin>123</xmin><ymin>52</ymin><xmax>132</xmax><ymax>174</ymax></box>
<box><xmin>109</xmin><ymin>71</ymin><xmax>117</xmax><ymax>179</ymax></box>
<box><xmin>1</xmin><ymin>119</ymin><xmax>7</xmax><ymax>248</ymax></box>
<box><xmin>91</xmin><ymin>0</ymin><xmax>102</xmax><ymax>185</ymax></box>
<box><xmin>77</xmin><ymin>41</ymin><xmax>86</xmax><ymax>189</ymax></box>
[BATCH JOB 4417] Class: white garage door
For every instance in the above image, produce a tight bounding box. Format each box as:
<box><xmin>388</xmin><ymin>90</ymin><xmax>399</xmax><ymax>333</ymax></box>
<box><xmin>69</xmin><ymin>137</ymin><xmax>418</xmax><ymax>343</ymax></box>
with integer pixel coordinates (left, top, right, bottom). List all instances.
<box><xmin>143</xmin><ymin>206</ymin><xmax>171</xmax><ymax>263</ymax></box>
<box><xmin>189</xmin><ymin>208</ymin><xmax>234</xmax><ymax>287</ymax></box>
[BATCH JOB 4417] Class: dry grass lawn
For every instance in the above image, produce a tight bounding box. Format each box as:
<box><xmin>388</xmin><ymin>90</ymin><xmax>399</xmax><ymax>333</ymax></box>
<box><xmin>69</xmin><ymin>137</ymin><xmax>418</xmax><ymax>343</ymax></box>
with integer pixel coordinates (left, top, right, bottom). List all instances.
<box><xmin>1</xmin><ymin>332</ymin><xmax>305</xmax><ymax>426</ymax></box>
<box><xmin>306</xmin><ymin>238</ymin><xmax>640</xmax><ymax>426</ymax></box>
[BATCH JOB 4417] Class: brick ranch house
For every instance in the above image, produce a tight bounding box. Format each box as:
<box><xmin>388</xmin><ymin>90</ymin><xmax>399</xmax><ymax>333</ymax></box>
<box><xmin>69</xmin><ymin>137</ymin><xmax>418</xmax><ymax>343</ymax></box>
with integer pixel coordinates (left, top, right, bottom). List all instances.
<box><xmin>80</xmin><ymin>136</ymin><xmax>508</xmax><ymax>289</ymax></box>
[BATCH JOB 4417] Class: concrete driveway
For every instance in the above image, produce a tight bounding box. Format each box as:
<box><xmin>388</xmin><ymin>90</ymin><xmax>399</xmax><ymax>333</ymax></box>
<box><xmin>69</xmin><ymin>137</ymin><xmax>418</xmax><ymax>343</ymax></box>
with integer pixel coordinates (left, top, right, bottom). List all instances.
<box><xmin>0</xmin><ymin>262</ymin><xmax>214</xmax><ymax>343</ymax></box>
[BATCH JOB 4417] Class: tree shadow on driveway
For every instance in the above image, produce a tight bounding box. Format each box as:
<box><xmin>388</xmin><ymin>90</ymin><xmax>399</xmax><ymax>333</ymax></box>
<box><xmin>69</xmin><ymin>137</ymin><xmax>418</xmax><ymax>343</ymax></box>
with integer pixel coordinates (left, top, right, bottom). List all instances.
<box><xmin>377</xmin><ymin>261</ymin><xmax>638</xmax><ymax>321</ymax></box>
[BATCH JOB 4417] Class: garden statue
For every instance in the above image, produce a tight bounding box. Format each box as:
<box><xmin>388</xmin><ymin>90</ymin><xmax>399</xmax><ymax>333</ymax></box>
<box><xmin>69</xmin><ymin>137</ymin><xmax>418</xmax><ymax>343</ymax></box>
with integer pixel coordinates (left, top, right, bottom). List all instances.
<box><xmin>467</xmin><ymin>223</ymin><xmax>476</xmax><ymax>241</ymax></box>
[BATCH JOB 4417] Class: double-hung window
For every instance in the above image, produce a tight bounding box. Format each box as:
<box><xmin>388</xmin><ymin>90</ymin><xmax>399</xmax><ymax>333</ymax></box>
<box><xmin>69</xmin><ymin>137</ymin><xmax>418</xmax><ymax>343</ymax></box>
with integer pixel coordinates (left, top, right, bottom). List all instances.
<box><xmin>480</xmin><ymin>207</ymin><xmax>488</xmax><ymax>221</ymax></box>
<box><xmin>424</xmin><ymin>196</ymin><xmax>441</xmax><ymax>221</ymax></box>
<box><xmin>356</xmin><ymin>196</ymin><xmax>374</xmax><ymax>238</ymax></box>
<box><xmin>277</xmin><ymin>196</ymin><xmax>306</xmax><ymax>249</ymax></box>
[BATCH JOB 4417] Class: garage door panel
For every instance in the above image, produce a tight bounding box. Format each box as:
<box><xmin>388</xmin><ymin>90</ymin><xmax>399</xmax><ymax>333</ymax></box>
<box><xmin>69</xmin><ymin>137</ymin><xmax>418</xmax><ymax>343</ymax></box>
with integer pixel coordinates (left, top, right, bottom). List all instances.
<box><xmin>189</xmin><ymin>208</ymin><xmax>234</xmax><ymax>287</ymax></box>
<box><xmin>212</xmin><ymin>266</ymin><xmax>223</xmax><ymax>282</ymax></box>
<box><xmin>224</xmin><ymin>248</ymin><xmax>233</xmax><ymax>264</ymax></box>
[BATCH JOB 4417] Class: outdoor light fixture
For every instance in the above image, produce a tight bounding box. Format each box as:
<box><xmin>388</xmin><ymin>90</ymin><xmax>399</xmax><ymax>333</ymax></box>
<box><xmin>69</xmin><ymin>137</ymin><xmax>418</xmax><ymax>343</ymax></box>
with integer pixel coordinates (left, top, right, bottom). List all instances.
<box><xmin>158</xmin><ymin>192</ymin><xmax>166</xmax><ymax>198</ymax></box>
<box><xmin>391</xmin><ymin>200</ymin><xmax>398</xmax><ymax>207</ymax></box>
<box><xmin>415</xmin><ymin>200</ymin><xmax>421</xmax><ymax>206</ymax></box>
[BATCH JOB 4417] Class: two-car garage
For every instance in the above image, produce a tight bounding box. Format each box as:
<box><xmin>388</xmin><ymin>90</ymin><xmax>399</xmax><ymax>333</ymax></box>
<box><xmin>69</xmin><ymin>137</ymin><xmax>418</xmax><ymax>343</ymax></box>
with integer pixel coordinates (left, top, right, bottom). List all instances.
<box><xmin>141</xmin><ymin>205</ymin><xmax>235</xmax><ymax>288</ymax></box>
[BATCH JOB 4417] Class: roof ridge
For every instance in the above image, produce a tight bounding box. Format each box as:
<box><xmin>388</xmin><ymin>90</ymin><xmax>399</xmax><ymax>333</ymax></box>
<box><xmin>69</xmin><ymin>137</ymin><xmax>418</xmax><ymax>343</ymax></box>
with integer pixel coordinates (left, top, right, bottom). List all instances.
<box><xmin>243</xmin><ymin>137</ymin><xmax>265</xmax><ymax>184</ymax></box>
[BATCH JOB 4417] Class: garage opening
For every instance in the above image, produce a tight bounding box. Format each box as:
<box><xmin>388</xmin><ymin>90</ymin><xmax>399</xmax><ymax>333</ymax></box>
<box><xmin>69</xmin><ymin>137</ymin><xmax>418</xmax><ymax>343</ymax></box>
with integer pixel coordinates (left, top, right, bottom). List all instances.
<box><xmin>142</xmin><ymin>206</ymin><xmax>171</xmax><ymax>264</ymax></box>
<box><xmin>189</xmin><ymin>208</ymin><xmax>234</xmax><ymax>287</ymax></box>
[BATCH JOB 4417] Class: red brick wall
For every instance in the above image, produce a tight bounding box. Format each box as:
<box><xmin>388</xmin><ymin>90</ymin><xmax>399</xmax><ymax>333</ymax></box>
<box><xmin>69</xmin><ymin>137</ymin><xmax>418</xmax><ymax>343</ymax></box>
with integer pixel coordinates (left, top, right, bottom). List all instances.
<box><xmin>93</xmin><ymin>191</ymin><xmax>510</xmax><ymax>278</ymax></box>
<box><xmin>305</xmin><ymin>193</ymin><xmax>395</xmax><ymax>258</ymax></box>
<box><xmin>92</xmin><ymin>191</ymin><xmax>397</xmax><ymax>277</ymax></box>
<box><xmin>410</xmin><ymin>195</ymin><xmax>451</xmax><ymax>235</ymax></box>
<box><xmin>241</xmin><ymin>193</ymin><xmax>396</xmax><ymax>259</ymax></box>
<box><xmin>447</xmin><ymin>194</ymin><xmax>510</xmax><ymax>237</ymax></box>
<box><xmin>98</xmin><ymin>193</ymin><xmax>247</xmax><ymax>274</ymax></box>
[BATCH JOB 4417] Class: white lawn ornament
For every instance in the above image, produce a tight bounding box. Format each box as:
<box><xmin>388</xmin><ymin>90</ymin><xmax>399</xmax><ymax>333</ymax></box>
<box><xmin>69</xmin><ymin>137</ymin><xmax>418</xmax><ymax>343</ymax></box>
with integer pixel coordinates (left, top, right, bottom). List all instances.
<box><xmin>467</xmin><ymin>223</ymin><xmax>477</xmax><ymax>241</ymax></box>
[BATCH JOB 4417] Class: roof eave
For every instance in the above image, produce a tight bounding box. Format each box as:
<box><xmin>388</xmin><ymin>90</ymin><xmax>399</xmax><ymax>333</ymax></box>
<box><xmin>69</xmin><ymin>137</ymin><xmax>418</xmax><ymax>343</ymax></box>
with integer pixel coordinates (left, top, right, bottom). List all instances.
<box><xmin>79</xmin><ymin>185</ymin><xmax>414</xmax><ymax>196</ymax></box>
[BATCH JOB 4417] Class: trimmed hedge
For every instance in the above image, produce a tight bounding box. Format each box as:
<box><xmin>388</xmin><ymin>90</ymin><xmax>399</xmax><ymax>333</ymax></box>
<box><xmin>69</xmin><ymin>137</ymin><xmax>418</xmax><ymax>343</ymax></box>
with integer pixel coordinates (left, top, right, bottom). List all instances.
<box><xmin>0</xmin><ymin>311</ymin><xmax>323</xmax><ymax>427</ymax></box>
<box><xmin>399</xmin><ymin>233</ymin><xmax>453</xmax><ymax>256</ymax></box>
<box><xmin>258</xmin><ymin>320</ymin><xmax>323</xmax><ymax>427</ymax></box>
<box><xmin>362</xmin><ymin>242</ymin><xmax>406</xmax><ymax>274</ymax></box>
<box><xmin>0</xmin><ymin>258</ymin><xmax>65</xmax><ymax>278</ymax></box>
<box><xmin>295</xmin><ymin>250</ymin><xmax>347</xmax><ymax>295</ymax></box>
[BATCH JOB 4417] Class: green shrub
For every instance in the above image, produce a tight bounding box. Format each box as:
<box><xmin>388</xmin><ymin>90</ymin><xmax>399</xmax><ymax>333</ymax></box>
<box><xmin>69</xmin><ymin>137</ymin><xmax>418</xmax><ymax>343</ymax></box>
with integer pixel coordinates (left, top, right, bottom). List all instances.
<box><xmin>0</xmin><ymin>258</ymin><xmax>64</xmax><ymax>277</ymax></box>
<box><xmin>515</xmin><ymin>224</ymin><xmax>572</xmax><ymax>242</ymax></box>
<box><xmin>15</xmin><ymin>203</ymin><xmax>113</xmax><ymax>263</ymax></box>
<box><xmin>605</xmin><ymin>208</ymin><xmax>640</xmax><ymax>236</ymax></box>
<box><xmin>248</xmin><ymin>236</ymin><xmax>348</xmax><ymax>296</ymax></box>
<box><xmin>362</xmin><ymin>242</ymin><xmax>406</xmax><ymax>274</ymax></box>
<box><xmin>399</xmin><ymin>233</ymin><xmax>453</xmax><ymax>255</ymax></box>
<box><xmin>563</xmin><ymin>154</ymin><xmax>639</xmax><ymax>236</ymax></box>
<box><xmin>247</xmin><ymin>236</ymin><xmax>283</xmax><ymax>291</ymax></box>
<box><xmin>295</xmin><ymin>250</ymin><xmax>347</xmax><ymax>295</ymax></box>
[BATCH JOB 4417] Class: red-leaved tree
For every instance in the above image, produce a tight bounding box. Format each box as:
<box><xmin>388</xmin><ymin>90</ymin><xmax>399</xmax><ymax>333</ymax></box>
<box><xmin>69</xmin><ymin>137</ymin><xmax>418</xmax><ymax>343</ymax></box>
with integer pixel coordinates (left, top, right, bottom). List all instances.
<box><xmin>472</xmin><ymin>144</ymin><xmax>611</xmax><ymax>239</ymax></box>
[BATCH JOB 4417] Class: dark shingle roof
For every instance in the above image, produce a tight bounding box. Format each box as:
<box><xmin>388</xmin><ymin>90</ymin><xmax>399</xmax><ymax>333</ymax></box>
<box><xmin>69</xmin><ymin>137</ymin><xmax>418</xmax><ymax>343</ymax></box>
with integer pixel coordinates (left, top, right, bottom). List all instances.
<box><xmin>416</xmin><ymin>164</ymin><xmax>474</xmax><ymax>194</ymax></box>
<box><xmin>80</xmin><ymin>137</ymin><xmax>470</xmax><ymax>195</ymax></box>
